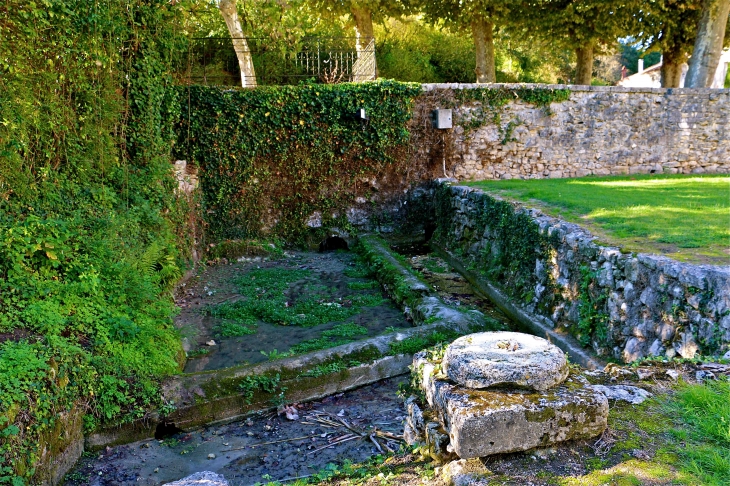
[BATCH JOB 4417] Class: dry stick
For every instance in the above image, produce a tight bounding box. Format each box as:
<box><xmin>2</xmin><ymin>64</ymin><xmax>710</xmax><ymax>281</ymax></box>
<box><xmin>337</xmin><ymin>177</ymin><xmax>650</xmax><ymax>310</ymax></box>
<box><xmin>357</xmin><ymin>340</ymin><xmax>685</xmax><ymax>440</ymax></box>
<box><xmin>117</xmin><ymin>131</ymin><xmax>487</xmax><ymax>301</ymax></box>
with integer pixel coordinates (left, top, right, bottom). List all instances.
<box><xmin>222</xmin><ymin>435</ymin><xmax>315</xmax><ymax>452</ymax></box>
<box><xmin>307</xmin><ymin>435</ymin><xmax>359</xmax><ymax>455</ymax></box>
<box><xmin>369</xmin><ymin>434</ymin><xmax>383</xmax><ymax>454</ymax></box>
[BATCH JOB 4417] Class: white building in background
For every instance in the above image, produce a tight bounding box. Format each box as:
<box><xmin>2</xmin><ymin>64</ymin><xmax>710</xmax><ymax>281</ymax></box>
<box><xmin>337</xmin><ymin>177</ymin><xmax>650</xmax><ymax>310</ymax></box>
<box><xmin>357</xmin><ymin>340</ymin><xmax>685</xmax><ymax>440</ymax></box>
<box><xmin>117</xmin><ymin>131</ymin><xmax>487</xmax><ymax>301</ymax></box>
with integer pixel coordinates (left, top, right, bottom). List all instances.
<box><xmin>618</xmin><ymin>48</ymin><xmax>730</xmax><ymax>88</ymax></box>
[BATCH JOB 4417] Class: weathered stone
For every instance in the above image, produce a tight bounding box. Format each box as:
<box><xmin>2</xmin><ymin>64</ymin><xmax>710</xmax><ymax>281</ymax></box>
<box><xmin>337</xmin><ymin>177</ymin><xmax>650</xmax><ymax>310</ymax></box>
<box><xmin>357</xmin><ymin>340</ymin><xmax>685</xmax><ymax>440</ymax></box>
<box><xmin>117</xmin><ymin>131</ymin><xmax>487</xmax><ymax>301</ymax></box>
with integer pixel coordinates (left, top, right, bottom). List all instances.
<box><xmin>166</xmin><ymin>472</ymin><xmax>229</xmax><ymax>486</ymax></box>
<box><xmin>590</xmin><ymin>384</ymin><xmax>652</xmax><ymax>404</ymax></box>
<box><xmin>442</xmin><ymin>332</ymin><xmax>568</xmax><ymax>391</ymax></box>
<box><xmin>426</xmin><ymin>374</ymin><xmax>608</xmax><ymax>459</ymax></box>
<box><xmin>432</xmin><ymin>183</ymin><xmax>730</xmax><ymax>363</ymax></box>
<box><xmin>441</xmin><ymin>458</ymin><xmax>492</xmax><ymax>486</ymax></box>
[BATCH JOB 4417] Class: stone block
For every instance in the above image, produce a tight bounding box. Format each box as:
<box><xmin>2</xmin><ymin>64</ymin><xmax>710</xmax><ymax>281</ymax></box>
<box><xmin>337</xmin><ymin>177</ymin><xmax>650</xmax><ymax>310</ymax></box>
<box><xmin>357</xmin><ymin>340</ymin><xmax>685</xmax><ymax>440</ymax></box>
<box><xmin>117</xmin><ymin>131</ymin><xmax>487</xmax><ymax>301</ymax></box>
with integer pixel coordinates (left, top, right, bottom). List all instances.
<box><xmin>425</xmin><ymin>374</ymin><xmax>608</xmax><ymax>459</ymax></box>
<box><xmin>442</xmin><ymin>332</ymin><xmax>568</xmax><ymax>391</ymax></box>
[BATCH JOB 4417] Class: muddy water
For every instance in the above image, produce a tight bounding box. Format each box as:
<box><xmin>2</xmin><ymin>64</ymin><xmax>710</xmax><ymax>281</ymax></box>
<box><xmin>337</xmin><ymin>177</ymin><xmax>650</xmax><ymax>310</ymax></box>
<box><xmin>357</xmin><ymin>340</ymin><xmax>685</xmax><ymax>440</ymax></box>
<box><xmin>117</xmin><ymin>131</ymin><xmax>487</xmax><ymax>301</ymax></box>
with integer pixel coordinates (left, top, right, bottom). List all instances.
<box><xmin>177</xmin><ymin>251</ymin><xmax>412</xmax><ymax>373</ymax></box>
<box><xmin>67</xmin><ymin>377</ymin><xmax>409</xmax><ymax>486</ymax></box>
<box><xmin>390</xmin><ymin>242</ymin><xmax>515</xmax><ymax>328</ymax></box>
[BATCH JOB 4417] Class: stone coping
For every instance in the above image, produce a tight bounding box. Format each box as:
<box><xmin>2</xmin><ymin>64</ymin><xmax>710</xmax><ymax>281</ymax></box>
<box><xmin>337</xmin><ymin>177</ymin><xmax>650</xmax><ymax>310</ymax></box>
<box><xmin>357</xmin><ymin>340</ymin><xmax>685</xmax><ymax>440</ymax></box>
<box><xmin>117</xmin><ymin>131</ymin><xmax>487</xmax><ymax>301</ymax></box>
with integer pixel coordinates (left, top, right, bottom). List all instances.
<box><xmin>421</xmin><ymin>82</ymin><xmax>730</xmax><ymax>95</ymax></box>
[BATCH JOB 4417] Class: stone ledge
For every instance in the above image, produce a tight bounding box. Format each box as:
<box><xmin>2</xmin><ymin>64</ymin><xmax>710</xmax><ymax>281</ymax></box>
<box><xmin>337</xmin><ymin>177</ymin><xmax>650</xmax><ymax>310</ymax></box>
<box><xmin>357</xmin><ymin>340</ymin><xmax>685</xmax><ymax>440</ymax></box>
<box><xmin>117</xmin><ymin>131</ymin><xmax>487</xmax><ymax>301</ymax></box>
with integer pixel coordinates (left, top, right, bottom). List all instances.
<box><xmin>421</xmin><ymin>83</ymin><xmax>730</xmax><ymax>95</ymax></box>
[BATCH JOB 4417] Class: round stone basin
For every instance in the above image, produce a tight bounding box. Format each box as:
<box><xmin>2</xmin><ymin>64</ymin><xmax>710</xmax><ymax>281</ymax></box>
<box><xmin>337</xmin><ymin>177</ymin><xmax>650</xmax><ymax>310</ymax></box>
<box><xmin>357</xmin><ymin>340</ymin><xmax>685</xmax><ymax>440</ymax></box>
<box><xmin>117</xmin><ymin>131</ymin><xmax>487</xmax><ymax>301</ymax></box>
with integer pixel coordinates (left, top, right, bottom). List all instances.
<box><xmin>442</xmin><ymin>331</ymin><xmax>568</xmax><ymax>391</ymax></box>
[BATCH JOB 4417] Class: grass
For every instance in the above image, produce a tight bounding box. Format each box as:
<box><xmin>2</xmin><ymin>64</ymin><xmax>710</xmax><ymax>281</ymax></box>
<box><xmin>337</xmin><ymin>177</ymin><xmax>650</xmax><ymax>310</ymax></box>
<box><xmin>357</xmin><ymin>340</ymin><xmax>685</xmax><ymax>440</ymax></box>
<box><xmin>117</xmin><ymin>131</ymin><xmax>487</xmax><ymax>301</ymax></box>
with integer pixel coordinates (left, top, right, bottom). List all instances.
<box><xmin>205</xmin><ymin>268</ymin><xmax>385</xmax><ymax>329</ymax></box>
<box><xmin>466</xmin><ymin>174</ymin><xmax>730</xmax><ymax>264</ymax></box>
<box><xmin>566</xmin><ymin>378</ymin><xmax>730</xmax><ymax>486</ymax></box>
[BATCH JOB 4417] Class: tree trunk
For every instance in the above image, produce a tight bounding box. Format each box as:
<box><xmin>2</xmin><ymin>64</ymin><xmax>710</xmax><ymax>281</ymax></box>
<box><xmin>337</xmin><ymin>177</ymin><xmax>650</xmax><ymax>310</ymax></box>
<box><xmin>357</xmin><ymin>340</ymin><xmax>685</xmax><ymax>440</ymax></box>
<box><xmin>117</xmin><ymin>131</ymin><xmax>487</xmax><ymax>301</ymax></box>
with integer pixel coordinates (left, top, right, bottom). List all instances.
<box><xmin>685</xmin><ymin>0</ymin><xmax>730</xmax><ymax>87</ymax></box>
<box><xmin>472</xmin><ymin>16</ymin><xmax>496</xmax><ymax>83</ymax></box>
<box><xmin>574</xmin><ymin>45</ymin><xmax>594</xmax><ymax>85</ymax></box>
<box><xmin>661</xmin><ymin>45</ymin><xmax>687</xmax><ymax>88</ymax></box>
<box><xmin>351</xmin><ymin>5</ymin><xmax>376</xmax><ymax>79</ymax></box>
<box><xmin>219</xmin><ymin>0</ymin><xmax>257</xmax><ymax>88</ymax></box>
<box><xmin>351</xmin><ymin>6</ymin><xmax>374</xmax><ymax>54</ymax></box>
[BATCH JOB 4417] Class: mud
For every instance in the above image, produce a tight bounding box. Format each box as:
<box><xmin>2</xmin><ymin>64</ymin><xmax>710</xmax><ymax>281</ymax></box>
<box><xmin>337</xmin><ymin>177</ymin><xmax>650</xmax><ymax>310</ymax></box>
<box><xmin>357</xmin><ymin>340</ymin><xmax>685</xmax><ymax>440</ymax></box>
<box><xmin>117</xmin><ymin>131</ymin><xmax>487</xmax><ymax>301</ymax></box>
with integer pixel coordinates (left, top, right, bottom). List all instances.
<box><xmin>176</xmin><ymin>251</ymin><xmax>412</xmax><ymax>373</ymax></box>
<box><xmin>67</xmin><ymin>377</ymin><xmax>409</xmax><ymax>486</ymax></box>
<box><xmin>391</xmin><ymin>243</ymin><xmax>513</xmax><ymax>326</ymax></box>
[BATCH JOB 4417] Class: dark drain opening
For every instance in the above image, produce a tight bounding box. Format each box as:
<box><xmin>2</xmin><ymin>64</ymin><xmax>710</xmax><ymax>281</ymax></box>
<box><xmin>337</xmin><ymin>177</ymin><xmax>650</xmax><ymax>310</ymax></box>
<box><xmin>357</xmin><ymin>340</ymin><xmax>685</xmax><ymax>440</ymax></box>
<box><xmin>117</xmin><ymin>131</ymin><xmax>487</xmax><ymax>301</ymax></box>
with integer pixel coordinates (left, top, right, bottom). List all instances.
<box><xmin>319</xmin><ymin>236</ymin><xmax>349</xmax><ymax>252</ymax></box>
<box><xmin>155</xmin><ymin>421</ymin><xmax>183</xmax><ymax>440</ymax></box>
<box><xmin>424</xmin><ymin>222</ymin><xmax>436</xmax><ymax>241</ymax></box>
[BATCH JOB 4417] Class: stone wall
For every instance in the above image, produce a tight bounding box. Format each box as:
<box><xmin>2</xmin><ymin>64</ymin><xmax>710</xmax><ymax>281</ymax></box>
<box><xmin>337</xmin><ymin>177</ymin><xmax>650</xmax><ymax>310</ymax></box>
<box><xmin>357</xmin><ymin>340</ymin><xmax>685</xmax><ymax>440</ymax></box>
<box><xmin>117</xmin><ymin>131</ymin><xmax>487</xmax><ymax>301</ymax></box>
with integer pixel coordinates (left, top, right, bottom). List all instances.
<box><xmin>432</xmin><ymin>183</ymin><xmax>730</xmax><ymax>362</ymax></box>
<box><xmin>417</xmin><ymin>84</ymin><xmax>730</xmax><ymax>181</ymax></box>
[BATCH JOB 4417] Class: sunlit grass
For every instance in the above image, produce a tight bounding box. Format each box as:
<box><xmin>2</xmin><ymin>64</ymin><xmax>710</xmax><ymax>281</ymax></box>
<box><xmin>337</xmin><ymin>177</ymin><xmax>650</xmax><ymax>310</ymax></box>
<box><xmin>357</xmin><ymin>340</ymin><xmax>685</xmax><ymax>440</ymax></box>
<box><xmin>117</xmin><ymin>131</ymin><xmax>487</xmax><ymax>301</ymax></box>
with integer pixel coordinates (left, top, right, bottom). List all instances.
<box><xmin>466</xmin><ymin>174</ymin><xmax>730</xmax><ymax>264</ymax></box>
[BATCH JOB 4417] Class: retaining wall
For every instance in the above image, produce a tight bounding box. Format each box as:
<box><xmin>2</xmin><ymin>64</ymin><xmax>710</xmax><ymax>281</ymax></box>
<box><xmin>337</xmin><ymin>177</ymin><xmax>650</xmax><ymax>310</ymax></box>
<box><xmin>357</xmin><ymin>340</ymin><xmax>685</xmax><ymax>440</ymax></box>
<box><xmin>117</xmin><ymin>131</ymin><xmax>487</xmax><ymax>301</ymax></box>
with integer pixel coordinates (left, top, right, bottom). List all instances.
<box><xmin>416</xmin><ymin>84</ymin><xmax>730</xmax><ymax>181</ymax></box>
<box><xmin>432</xmin><ymin>182</ymin><xmax>730</xmax><ymax>362</ymax></box>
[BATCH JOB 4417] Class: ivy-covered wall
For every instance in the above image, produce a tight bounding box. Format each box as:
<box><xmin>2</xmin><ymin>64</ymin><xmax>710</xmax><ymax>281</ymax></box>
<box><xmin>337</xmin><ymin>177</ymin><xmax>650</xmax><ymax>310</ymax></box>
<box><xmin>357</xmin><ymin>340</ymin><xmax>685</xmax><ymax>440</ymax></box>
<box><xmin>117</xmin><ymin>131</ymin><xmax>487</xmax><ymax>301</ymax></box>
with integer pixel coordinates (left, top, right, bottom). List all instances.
<box><xmin>176</xmin><ymin>81</ymin><xmax>427</xmax><ymax>244</ymax></box>
<box><xmin>177</xmin><ymin>83</ymin><xmax>580</xmax><ymax>244</ymax></box>
<box><xmin>432</xmin><ymin>183</ymin><xmax>730</xmax><ymax>363</ymax></box>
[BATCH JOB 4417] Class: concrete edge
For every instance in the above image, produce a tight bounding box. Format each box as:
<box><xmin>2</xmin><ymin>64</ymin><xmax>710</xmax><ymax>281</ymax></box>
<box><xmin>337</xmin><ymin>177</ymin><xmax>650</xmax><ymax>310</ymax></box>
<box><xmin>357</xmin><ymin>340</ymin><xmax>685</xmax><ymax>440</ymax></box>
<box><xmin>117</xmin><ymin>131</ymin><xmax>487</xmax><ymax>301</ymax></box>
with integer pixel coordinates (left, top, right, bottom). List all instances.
<box><xmin>432</xmin><ymin>242</ymin><xmax>605</xmax><ymax>370</ymax></box>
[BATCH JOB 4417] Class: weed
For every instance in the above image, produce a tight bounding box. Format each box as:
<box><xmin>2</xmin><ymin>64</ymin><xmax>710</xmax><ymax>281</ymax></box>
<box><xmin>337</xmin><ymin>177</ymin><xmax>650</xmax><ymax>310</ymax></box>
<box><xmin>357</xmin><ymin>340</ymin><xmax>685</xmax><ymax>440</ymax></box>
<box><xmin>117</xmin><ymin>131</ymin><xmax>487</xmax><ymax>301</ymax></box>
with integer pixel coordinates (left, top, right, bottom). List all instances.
<box><xmin>347</xmin><ymin>281</ymin><xmax>379</xmax><ymax>290</ymax></box>
<box><xmin>239</xmin><ymin>373</ymin><xmax>283</xmax><ymax>405</ymax></box>
<box><xmin>214</xmin><ymin>321</ymin><xmax>257</xmax><ymax>338</ymax></box>
<box><xmin>187</xmin><ymin>348</ymin><xmax>210</xmax><ymax>358</ymax></box>
<box><xmin>260</xmin><ymin>349</ymin><xmax>291</xmax><ymax>361</ymax></box>
<box><xmin>298</xmin><ymin>360</ymin><xmax>361</xmax><ymax>378</ymax></box>
<box><xmin>389</xmin><ymin>329</ymin><xmax>459</xmax><ymax>356</ymax></box>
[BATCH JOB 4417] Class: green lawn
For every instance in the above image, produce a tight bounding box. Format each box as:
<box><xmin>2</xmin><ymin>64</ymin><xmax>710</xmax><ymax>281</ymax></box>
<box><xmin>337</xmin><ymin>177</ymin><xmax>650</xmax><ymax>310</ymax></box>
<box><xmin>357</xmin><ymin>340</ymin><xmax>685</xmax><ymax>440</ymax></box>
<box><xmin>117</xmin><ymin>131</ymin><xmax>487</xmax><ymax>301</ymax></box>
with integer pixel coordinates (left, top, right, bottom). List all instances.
<box><xmin>466</xmin><ymin>174</ymin><xmax>730</xmax><ymax>265</ymax></box>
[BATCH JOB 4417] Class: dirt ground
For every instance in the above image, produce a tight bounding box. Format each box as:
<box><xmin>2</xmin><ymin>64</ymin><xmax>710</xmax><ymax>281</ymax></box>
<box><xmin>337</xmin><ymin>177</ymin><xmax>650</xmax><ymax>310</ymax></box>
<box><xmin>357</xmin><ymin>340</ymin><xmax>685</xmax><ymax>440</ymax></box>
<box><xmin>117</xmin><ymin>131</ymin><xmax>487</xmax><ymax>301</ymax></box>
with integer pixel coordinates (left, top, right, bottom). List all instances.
<box><xmin>176</xmin><ymin>251</ymin><xmax>412</xmax><ymax>373</ymax></box>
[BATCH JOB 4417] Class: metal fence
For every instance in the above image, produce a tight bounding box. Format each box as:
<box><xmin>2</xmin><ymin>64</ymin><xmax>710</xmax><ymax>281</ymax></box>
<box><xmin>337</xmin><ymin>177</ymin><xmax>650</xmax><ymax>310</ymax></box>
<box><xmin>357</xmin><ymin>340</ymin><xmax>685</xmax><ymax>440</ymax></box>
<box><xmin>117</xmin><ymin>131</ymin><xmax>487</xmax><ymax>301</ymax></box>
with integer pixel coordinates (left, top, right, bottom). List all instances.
<box><xmin>185</xmin><ymin>37</ymin><xmax>377</xmax><ymax>86</ymax></box>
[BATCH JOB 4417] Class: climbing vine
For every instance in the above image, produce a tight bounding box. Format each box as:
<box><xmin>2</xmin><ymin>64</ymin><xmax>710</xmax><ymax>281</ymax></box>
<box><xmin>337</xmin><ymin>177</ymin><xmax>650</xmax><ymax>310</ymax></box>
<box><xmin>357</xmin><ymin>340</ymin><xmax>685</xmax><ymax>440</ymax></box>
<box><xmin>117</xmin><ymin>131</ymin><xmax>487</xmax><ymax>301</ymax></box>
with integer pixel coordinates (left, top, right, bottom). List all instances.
<box><xmin>176</xmin><ymin>81</ymin><xmax>422</xmax><ymax>243</ymax></box>
<box><xmin>576</xmin><ymin>265</ymin><xmax>610</xmax><ymax>347</ymax></box>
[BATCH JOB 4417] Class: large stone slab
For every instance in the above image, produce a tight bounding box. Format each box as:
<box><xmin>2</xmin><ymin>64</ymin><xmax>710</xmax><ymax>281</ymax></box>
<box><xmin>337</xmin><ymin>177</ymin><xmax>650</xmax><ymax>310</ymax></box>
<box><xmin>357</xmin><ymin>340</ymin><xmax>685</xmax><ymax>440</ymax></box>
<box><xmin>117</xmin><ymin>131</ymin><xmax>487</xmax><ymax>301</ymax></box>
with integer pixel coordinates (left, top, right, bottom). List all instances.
<box><xmin>442</xmin><ymin>332</ymin><xmax>568</xmax><ymax>391</ymax></box>
<box><xmin>414</xmin><ymin>353</ymin><xmax>608</xmax><ymax>459</ymax></box>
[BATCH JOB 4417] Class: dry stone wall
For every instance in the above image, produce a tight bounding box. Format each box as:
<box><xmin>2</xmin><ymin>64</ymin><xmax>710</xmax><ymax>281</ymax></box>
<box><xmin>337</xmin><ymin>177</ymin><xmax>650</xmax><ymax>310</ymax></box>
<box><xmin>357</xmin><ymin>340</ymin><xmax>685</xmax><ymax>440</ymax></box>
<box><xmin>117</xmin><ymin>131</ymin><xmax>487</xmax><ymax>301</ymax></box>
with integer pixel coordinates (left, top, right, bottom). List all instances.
<box><xmin>418</xmin><ymin>84</ymin><xmax>730</xmax><ymax>181</ymax></box>
<box><xmin>432</xmin><ymin>183</ymin><xmax>730</xmax><ymax>362</ymax></box>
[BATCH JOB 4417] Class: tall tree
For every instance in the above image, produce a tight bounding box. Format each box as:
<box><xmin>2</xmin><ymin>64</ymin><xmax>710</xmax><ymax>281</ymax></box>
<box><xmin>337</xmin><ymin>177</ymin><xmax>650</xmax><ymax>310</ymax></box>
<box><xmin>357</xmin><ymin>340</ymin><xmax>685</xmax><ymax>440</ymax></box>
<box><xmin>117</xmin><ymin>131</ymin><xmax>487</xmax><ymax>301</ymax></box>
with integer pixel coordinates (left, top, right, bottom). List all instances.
<box><xmin>633</xmin><ymin>1</ymin><xmax>702</xmax><ymax>87</ymax></box>
<box><xmin>411</xmin><ymin>1</ymin><xmax>512</xmax><ymax>83</ymax></box>
<box><xmin>310</xmin><ymin>0</ymin><xmax>408</xmax><ymax>61</ymax></box>
<box><xmin>219</xmin><ymin>0</ymin><xmax>257</xmax><ymax>87</ymax></box>
<box><xmin>685</xmin><ymin>0</ymin><xmax>730</xmax><ymax>86</ymax></box>
<box><xmin>520</xmin><ymin>0</ymin><xmax>639</xmax><ymax>85</ymax></box>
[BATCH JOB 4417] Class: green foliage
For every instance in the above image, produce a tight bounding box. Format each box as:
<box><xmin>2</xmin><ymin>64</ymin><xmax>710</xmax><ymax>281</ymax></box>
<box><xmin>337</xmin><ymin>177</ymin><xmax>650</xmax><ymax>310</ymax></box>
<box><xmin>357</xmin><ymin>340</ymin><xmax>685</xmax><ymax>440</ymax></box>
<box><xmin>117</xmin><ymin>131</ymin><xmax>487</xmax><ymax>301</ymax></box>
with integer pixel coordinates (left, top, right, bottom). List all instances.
<box><xmin>0</xmin><ymin>0</ymin><xmax>187</xmax><ymax>480</ymax></box>
<box><xmin>665</xmin><ymin>379</ymin><xmax>730</xmax><ymax>485</ymax></box>
<box><xmin>239</xmin><ymin>373</ymin><xmax>283</xmax><ymax>405</ymax></box>
<box><xmin>176</xmin><ymin>81</ymin><xmax>422</xmax><ymax>242</ymax></box>
<box><xmin>576</xmin><ymin>265</ymin><xmax>609</xmax><ymax>347</ymax></box>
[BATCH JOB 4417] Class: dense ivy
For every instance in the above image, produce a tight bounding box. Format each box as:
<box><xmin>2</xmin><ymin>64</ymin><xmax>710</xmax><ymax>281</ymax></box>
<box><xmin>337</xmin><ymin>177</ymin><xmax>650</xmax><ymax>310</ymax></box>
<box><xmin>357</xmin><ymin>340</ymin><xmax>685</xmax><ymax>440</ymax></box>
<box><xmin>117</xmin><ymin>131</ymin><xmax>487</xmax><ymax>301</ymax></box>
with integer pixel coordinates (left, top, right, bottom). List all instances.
<box><xmin>176</xmin><ymin>81</ymin><xmax>422</xmax><ymax>243</ymax></box>
<box><xmin>0</xmin><ymin>1</ymin><xmax>186</xmax><ymax>482</ymax></box>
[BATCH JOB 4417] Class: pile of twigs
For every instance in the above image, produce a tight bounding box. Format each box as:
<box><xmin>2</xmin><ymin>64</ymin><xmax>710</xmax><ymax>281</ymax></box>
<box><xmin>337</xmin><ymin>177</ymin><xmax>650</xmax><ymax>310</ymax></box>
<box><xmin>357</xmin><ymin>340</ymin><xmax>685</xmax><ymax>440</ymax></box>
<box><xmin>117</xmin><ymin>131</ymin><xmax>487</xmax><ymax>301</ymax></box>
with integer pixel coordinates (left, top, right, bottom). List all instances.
<box><xmin>301</xmin><ymin>410</ymin><xmax>402</xmax><ymax>454</ymax></box>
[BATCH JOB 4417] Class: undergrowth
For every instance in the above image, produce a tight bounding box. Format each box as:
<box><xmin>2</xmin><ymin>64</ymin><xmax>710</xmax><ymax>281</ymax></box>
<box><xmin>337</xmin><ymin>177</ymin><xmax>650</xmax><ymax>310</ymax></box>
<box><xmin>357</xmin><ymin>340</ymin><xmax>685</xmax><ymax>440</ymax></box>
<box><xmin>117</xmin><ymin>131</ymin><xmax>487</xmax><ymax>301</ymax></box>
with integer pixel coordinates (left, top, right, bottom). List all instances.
<box><xmin>0</xmin><ymin>0</ymin><xmax>187</xmax><ymax>481</ymax></box>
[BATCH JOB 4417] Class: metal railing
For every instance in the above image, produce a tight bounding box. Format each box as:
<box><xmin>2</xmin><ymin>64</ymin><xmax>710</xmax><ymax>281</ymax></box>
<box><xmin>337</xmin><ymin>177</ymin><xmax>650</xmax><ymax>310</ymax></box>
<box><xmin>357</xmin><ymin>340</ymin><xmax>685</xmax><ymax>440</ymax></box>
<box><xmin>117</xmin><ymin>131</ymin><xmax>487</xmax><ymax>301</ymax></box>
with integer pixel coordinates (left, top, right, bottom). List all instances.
<box><xmin>184</xmin><ymin>37</ymin><xmax>377</xmax><ymax>86</ymax></box>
